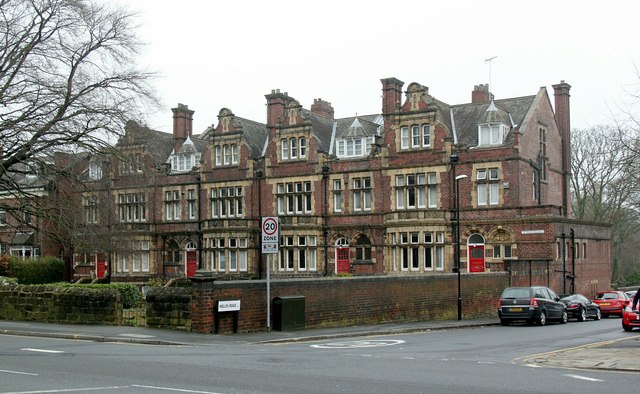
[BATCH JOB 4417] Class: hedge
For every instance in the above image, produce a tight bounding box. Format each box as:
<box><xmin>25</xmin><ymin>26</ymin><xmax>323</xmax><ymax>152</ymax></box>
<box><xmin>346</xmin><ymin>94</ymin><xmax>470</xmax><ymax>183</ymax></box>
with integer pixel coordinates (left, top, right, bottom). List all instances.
<box><xmin>7</xmin><ymin>256</ymin><xmax>65</xmax><ymax>284</ymax></box>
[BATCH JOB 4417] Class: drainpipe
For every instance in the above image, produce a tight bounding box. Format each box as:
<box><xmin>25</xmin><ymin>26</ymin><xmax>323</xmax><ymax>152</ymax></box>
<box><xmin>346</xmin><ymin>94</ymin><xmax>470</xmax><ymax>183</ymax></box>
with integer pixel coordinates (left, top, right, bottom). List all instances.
<box><xmin>561</xmin><ymin>232</ymin><xmax>566</xmax><ymax>294</ymax></box>
<box><xmin>570</xmin><ymin>228</ymin><xmax>575</xmax><ymax>293</ymax></box>
<box><xmin>322</xmin><ymin>164</ymin><xmax>330</xmax><ymax>276</ymax></box>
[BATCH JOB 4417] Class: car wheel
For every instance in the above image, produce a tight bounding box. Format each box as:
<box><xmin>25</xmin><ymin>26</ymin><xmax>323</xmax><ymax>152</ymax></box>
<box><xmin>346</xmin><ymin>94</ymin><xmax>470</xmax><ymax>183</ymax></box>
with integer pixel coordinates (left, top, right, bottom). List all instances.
<box><xmin>594</xmin><ymin>309</ymin><xmax>601</xmax><ymax>320</ymax></box>
<box><xmin>500</xmin><ymin>318</ymin><xmax>509</xmax><ymax>326</ymax></box>
<box><xmin>560</xmin><ymin>310</ymin><xmax>568</xmax><ymax>324</ymax></box>
<box><xmin>578</xmin><ymin>307</ymin><xmax>587</xmax><ymax>322</ymax></box>
<box><xmin>623</xmin><ymin>324</ymin><xmax>633</xmax><ymax>332</ymax></box>
<box><xmin>537</xmin><ymin>311</ymin><xmax>547</xmax><ymax>326</ymax></box>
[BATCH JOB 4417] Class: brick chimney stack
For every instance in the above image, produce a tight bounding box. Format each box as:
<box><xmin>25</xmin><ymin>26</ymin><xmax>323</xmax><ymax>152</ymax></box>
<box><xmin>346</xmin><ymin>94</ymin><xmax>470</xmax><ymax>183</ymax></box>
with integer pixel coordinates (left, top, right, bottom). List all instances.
<box><xmin>172</xmin><ymin>103</ymin><xmax>194</xmax><ymax>150</ymax></box>
<box><xmin>265</xmin><ymin>89</ymin><xmax>291</xmax><ymax>127</ymax></box>
<box><xmin>310</xmin><ymin>98</ymin><xmax>335</xmax><ymax>119</ymax></box>
<box><xmin>472</xmin><ymin>84</ymin><xmax>492</xmax><ymax>103</ymax></box>
<box><xmin>552</xmin><ymin>80</ymin><xmax>572</xmax><ymax>217</ymax></box>
<box><xmin>381</xmin><ymin>77</ymin><xmax>404</xmax><ymax>116</ymax></box>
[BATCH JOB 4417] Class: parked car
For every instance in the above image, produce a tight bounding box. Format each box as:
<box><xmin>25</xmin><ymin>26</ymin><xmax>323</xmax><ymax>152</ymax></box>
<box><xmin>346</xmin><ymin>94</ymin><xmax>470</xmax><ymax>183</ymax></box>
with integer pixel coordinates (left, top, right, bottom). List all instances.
<box><xmin>497</xmin><ymin>286</ymin><xmax>568</xmax><ymax>326</ymax></box>
<box><xmin>559</xmin><ymin>294</ymin><xmax>601</xmax><ymax>321</ymax></box>
<box><xmin>625</xmin><ymin>290</ymin><xmax>637</xmax><ymax>300</ymax></box>
<box><xmin>622</xmin><ymin>305</ymin><xmax>640</xmax><ymax>331</ymax></box>
<box><xmin>592</xmin><ymin>291</ymin><xmax>630</xmax><ymax>317</ymax></box>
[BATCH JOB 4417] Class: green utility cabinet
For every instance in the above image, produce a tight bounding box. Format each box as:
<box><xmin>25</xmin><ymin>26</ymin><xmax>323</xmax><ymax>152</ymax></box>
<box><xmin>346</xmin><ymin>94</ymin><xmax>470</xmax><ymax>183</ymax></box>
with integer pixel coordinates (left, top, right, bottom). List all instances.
<box><xmin>272</xmin><ymin>296</ymin><xmax>305</xmax><ymax>331</ymax></box>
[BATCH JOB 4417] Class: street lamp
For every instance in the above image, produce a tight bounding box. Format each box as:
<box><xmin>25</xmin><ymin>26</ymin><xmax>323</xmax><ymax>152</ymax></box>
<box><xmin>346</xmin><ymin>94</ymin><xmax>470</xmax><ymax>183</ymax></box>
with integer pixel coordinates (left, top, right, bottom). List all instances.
<box><xmin>455</xmin><ymin>174</ymin><xmax>468</xmax><ymax>321</ymax></box>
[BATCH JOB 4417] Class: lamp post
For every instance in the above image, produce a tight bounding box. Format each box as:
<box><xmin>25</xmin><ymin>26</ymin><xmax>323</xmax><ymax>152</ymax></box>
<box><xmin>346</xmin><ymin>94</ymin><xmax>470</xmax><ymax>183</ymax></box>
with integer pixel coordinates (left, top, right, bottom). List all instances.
<box><xmin>455</xmin><ymin>174</ymin><xmax>468</xmax><ymax>321</ymax></box>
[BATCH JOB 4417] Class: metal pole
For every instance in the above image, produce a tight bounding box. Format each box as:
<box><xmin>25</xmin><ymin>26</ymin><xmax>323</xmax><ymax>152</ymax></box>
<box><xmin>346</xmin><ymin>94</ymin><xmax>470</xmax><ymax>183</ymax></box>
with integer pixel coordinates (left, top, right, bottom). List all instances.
<box><xmin>454</xmin><ymin>174</ymin><xmax>468</xmax><ymax>321</ymax></box>
<box><xmin>266</xmin><ymin>253</ymin><xmax>271</xmax><ymax>332</ymax></box>
<box><xmin>456</xmin><ymin>177</ymin><xmax>462</xmax><ymax>321</ymax></box>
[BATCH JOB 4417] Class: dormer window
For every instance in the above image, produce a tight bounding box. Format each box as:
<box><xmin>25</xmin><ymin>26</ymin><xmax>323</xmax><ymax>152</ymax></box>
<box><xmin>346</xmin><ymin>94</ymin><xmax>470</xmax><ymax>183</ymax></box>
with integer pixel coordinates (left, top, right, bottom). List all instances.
<box><xmin>89</xmin><ymin>162</ymin><xmax>103</xmax><ymax>180</ymax></box>
<box><xmin>478</xmin><ymin>123</ymin><xmax>508</xmax><ymax>146</ymax></box>
<box><xmin>336</xmin><ymin>137</ymin><xmax>374</xmax><ymax>158</ymax></box>
<box><xmin>169</xmin><ymin>152</ymin><xmax>201</xmax><ymax>172</ymax></box>
<box><xmin>281</xmin><ymin>137</ymin><xmax>307</xmax><ymax>161</ymax></box>
<box><xmin>400</xmin><ymin>124</ymin><xmax>431</xmax><ymax>150</ymax></box>
<box><xmin>214</xmin><ymin>144</ymin><xmax>238</xmax><ymax>167</ymax></box>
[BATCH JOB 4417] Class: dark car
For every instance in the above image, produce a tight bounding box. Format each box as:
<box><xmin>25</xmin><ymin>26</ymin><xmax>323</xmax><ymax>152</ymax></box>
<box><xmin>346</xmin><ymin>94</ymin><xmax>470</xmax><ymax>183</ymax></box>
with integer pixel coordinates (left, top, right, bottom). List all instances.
<box><xmin>622</xmin><ymin>306</ymin><xmax>640</xmax><ymax>331</ymax></box>
<box><xmin>497</xmin><ymin>286</ymin><xmax>568</xmax><ymax>326</ymax></box>
<box><xmin>559</xmin><ymin>294</ymin><xmax>601</xmax><ymax>321</ymax></box>
<box><xmin>593</xmin><ymin>290</ymin><xmax>630</xmax><ymax>317</ymax></box>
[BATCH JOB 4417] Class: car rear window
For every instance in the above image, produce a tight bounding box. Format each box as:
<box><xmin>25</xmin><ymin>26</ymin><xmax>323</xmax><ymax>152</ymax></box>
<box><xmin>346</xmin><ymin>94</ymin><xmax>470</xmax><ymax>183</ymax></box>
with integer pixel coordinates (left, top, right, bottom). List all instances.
<box><xmin>596</xmin><ymin>293</ymin><xmax>618</xmax><ymax>300</ymax></box>
<box><xmin>502</xmin><ymin>288</ymin><xmax>531</xmax><ymax>298</ymax></box>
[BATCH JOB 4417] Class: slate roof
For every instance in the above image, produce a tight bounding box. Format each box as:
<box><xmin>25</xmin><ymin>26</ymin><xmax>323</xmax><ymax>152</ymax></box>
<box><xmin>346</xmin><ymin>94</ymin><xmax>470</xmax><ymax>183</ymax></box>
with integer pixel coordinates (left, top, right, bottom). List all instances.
<box><xmin>450</xmin><ymin>95</ymin><xmax>536</xmax><ymax>147</ymax></box>
<box><xmin>301</xmin><ymin>109</ymin><xmax>334</xmax><ymax>153</ymax></box>
<box><xmin>199</xmin><ymin>117</ymin><xmax>267</xmax><ymax>158</ymax></box>
<box><xmin>120</xmin><ymin>121</ymin><xmax>175</xmax><ymax>165</ymax></box>
<box><xmin>334</xmin><ymin>116</ymin><xmax>381</xmax><ymax>139</ymax></box>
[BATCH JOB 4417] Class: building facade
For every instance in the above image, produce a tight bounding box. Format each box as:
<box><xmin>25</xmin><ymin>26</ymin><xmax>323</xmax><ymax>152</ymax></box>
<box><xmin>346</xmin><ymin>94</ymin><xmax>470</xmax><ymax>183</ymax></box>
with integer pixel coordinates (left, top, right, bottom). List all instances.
<box><xmin>3</xmin><ymin>77</ymin><xmax>611</xmax><ymax>295</ymax></box>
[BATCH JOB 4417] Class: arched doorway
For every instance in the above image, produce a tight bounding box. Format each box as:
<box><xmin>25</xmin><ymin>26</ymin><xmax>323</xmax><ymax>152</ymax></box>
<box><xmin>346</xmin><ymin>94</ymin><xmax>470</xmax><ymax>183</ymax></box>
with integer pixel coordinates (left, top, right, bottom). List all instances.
<box><xmin>335</xmin><ymin>237</ymin><xmax>350</xmax><ymax>274</ymax></box>
<box><xmin>185</xmin><ymin>241</ymin><xmax>197</xmax><ymax>277</ymax></box>
<box><xmin>468</xmin><ymin>233</ymin><xmax>485</xmax><ymax>273</ymax></box>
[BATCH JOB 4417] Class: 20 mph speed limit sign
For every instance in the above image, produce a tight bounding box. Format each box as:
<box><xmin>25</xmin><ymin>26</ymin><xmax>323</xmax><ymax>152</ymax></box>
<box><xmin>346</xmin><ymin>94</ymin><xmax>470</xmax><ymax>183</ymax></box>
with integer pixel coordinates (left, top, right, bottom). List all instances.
<box><xmin>261</xmin><ymin>217</ymin><xmax>279</xmax><ymax>253</ymax></box>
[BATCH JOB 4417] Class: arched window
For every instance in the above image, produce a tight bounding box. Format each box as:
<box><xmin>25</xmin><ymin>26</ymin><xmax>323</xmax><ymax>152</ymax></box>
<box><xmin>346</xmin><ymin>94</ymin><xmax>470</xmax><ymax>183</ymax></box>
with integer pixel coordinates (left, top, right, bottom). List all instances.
<box><xmin>356</xmin><ymin>235</ymin><xmax>372</xmax><ymax>260</ymax></box>
<box><xmin>469</xmin><ymin>234</ymin><xmax>484</xmax><ymax>244</ymax></box>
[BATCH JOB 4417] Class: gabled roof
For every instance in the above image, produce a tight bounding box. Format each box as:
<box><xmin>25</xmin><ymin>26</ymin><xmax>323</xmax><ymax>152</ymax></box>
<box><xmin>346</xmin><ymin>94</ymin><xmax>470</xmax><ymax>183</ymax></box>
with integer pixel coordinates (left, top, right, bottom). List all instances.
<box><xmin>450</xmin><ymin>95</ymin><xmax>536</xmax><ymax>147</ymax></box>
<box><xmin>334</xmin><ymin>116</ymin><xmax>380</xmax><ymax>139</ymax></box>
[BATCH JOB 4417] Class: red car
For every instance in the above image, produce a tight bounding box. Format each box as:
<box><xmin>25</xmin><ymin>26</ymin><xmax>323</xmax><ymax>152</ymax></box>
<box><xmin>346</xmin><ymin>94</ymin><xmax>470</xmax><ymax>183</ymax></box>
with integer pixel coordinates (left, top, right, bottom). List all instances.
<box><xmin>622</xmin><ymin>306</ymin><xmax>640</xmax><ymax>331</ymax></box>
<box><xmin>593</xmin><ymin>291</ymin><xmax>630</xmax><ymax>317</ymax></box>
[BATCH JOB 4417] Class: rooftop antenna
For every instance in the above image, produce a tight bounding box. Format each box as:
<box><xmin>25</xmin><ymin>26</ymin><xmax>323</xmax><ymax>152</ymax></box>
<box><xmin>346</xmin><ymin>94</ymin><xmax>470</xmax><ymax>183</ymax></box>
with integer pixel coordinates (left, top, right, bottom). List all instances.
<box><xmin>485</xmin><ymin>56</ymin><xmax>497</xmax><ymax>97</ymax></box>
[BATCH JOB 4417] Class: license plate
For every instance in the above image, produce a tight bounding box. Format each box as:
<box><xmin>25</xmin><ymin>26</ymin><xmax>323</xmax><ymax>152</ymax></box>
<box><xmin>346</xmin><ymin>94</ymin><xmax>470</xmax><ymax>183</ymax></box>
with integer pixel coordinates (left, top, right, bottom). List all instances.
<box><xmin>600</xmin><ymin>302</ymin><xmax>610</xmax><ymax>306</ymax></box>
<box><xmin>509</xmin><ymin>307</ymin><xmax>523</xmax><ymax>312</ymax></box>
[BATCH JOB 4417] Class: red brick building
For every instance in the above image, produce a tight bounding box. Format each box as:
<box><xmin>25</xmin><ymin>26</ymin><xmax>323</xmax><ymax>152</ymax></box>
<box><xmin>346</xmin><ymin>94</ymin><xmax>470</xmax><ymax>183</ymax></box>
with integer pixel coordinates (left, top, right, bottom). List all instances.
<box><xmin>42</xmin><ymin>77</ymin><xmax>611</xmax><ymax>295</ymax></box>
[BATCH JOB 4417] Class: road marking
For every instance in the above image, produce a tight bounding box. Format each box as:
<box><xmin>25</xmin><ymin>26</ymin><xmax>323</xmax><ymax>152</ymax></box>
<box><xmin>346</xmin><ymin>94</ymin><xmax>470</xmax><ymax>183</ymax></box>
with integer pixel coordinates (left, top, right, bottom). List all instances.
<box><xmin>1</xmin><ymin>386</ymin><xmax>123</xmax><ymax>393</ymax></box>
<box><xmin>131</xmin><ymin>385</ymin><xmax>223</xmax><ymax>393</ymax></box>
<box><xmin>0</xmin><ymin>369</ymin><xmax>38</xmax><ymax>376</ymax></box>
<box><xmin>524</xmin><ymin>364</ymin><xmax>542</xmax><ymax>368</ymax></box>
<box><xmin>564</xmin><ymin>374</ymin><xmax>604</xmax><ymax>382</ymax></box>
<box><xmin>118</xmin><ymin>333</ymin><xmax>156</xmax><ymax>339</ymax></box>
<box><xmin>20</xmin><ymin>348</ymin><xmax>64</xmax><ymax>354</ymax></box>
<box><xmin>310</xmin><ymin>339</ymin><xmax>405</xmax><ymax>349</ymax></box>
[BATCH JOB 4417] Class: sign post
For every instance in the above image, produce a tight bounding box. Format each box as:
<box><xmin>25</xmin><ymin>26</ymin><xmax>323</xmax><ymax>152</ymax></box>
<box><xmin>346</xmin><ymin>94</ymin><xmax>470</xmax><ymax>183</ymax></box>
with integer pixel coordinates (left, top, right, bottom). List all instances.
<box><xmin>262</xmin><ymin>217</ymin><xmax>279</xmax><ymax>331</ymax></box>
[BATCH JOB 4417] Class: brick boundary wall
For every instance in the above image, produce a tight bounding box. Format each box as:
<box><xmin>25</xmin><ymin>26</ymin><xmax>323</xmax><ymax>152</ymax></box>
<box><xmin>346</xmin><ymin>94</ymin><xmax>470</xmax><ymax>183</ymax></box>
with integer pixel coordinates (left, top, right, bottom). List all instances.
<box><xmin>0</xmin><ymin>285</ymin><xmax>122</xmax><ymax>324</ymax></box>
<box><xmin>188</xmin><ymin>272</ymin><xmax>509</xmax><ymax>334</ymax></box>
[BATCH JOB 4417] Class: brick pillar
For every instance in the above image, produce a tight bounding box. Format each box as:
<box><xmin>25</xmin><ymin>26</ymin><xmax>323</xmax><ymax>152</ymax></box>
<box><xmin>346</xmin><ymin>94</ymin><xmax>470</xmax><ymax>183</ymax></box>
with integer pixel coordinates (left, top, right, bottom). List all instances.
<box><xmin>190</xmin><ymin>271</ymin><xmax>216</xmax><ymax>334</ymax></box>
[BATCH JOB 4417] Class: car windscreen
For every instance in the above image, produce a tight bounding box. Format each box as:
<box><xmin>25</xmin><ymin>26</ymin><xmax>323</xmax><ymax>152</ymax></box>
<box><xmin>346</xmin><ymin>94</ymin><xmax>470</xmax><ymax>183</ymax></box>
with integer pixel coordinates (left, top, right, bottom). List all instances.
<box><xmin>561</xmin><ymin>295</ymin><xmax>578</xmax><ymax>301</ymax></box>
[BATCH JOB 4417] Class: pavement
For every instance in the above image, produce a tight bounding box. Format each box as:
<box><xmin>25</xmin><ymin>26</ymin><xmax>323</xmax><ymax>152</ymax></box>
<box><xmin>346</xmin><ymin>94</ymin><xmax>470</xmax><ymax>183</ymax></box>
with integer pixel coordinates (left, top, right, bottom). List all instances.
<box><xmin>1</xmin><ymin>318</ymin><xmax>639</xmax><ymax>373</ymax></box>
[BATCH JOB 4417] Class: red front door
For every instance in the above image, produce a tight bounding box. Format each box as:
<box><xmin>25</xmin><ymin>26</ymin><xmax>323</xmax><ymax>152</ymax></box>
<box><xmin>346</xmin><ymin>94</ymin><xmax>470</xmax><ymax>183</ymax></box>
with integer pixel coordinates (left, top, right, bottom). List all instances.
<box><xmin>186</xmin><ymin>251</ymin><xmax>197</xmax><ymax>277</ymax></box>
<box><xmin>96</xmin><ymin>253</ymin><xmax>106</xmax><ymax>278</ymax></box>
<box><xmin>336</xmin><ymin>247</ymin><xmax>350</xmax><ymax>274</ymax></box>
<box><xmin>468</xmin><ymin>245</ymin><xmax>485</xmax><ymax>272</ymax></box>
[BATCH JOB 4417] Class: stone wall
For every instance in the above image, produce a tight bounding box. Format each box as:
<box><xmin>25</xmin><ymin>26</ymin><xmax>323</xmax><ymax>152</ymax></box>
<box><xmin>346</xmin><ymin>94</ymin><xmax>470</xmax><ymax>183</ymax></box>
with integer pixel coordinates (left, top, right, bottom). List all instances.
<box><xmin>145</xmin><ymin>286</ymin><xmax>192</xmax><ymax>331</ymax></box>
<box><xmin>0</xmin><ymin>284</ymin><xmax>122</xmax><ymax>324</ymax></box>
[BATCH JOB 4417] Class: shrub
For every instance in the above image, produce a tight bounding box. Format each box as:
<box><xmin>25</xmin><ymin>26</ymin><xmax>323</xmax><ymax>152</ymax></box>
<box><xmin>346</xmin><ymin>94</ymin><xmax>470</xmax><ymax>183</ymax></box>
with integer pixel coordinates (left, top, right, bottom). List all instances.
<box><xmin>8</xmin><ymin>256</ymin><xmax>65</xmax><ymax>284</ymax></box>
<box><xmin>0</xmin><ymin>255</ymin><xmax>10</xmax><ymax>276</ymax></box>
<box><xmin>57</xmin><ymin>283</ymin><xmax>143</xmax><ymax>309</ymax></box>
<box><xmin>0</xmin><ymin>276</ymin><xmax>18</xmax><ymax>285</ymax></box>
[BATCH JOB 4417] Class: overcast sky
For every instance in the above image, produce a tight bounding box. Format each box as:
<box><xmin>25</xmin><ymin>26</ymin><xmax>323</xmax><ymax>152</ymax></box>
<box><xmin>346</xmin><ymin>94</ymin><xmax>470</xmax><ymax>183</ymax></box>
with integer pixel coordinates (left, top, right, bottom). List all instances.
<box><xmin>123</xmin><ymin>0</ymin><xmax>640</xmax><ymax>134</ymax></box>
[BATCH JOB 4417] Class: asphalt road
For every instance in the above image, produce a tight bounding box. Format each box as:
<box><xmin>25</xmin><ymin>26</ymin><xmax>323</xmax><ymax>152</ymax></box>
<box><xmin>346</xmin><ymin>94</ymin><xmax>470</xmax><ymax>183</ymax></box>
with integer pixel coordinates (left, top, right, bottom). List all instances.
<box><xmin>0</xmin><ymin>317</ymin><xmax>638</xmax><ymax>394</ymax></box>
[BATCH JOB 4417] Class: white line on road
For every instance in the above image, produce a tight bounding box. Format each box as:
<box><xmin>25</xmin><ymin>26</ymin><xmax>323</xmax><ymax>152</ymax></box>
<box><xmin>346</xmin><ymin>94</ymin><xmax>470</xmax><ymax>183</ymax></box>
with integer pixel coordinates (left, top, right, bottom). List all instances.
<box><xmin>130</xmin><ymin>385</ymin><xmax>223</xmax><ymax>393</ymax></box>
<box><xmin>563</xmin><ymin>374</ymin><xmax>604</xmax><ymax>382</ymax></box>
<box><xmin>0</xmin><ymin>369</ymin><xmax>38</xmax><ymax>376</ymax></box>
<box><xmin>20</xmin><ymin>348</ymin><xmax>64</xmax><ymax>354</ymax></box>
<box><xmin>1</xmin><ymin>386</ymin><xmax>124</xmax><ymax>393</ymax></box>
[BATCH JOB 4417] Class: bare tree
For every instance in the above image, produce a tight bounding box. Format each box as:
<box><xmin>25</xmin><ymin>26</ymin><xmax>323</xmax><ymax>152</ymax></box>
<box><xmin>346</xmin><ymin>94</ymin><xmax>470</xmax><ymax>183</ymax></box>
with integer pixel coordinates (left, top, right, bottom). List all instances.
<box><xmin>0</xmin><ymin>0</ymin><xmax>158</xmax><ymax>222</ymax></box>
<box><xmin>571</xmin><ymin>124</ymin><xmax>640</xmax><ymax>284</ymax></box>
